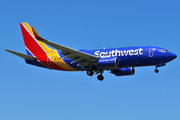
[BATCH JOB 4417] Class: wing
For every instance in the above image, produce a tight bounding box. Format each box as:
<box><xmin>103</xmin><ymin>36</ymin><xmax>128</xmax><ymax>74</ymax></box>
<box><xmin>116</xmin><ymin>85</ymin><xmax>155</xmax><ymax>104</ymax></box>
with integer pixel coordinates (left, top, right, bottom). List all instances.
<box><xmin>31</xmin><ymin>26</ymin><xmax>99</xmax><ymax>68</ymax></box>
<box><xmin>5</xmin><ymin>49</ymin><xmax>37</xmax><ymax>60</ymax></box>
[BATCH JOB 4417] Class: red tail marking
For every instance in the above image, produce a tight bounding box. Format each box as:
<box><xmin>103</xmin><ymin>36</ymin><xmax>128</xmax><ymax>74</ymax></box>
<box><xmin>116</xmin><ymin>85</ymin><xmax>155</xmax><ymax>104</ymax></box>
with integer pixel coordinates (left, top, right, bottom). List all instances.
<box><xmin>20</xmin><ymin>23</ymin><xmax>67</xmax><ymax>71</ymax></box>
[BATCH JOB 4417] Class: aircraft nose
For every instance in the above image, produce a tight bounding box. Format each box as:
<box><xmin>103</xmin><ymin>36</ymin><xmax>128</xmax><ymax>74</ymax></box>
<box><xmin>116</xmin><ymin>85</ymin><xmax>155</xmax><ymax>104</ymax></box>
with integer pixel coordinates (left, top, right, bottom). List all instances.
<box><xmin>168</xmin><ymin>52</ymin><xmax>177</xmax><ymax>60</ymax></box>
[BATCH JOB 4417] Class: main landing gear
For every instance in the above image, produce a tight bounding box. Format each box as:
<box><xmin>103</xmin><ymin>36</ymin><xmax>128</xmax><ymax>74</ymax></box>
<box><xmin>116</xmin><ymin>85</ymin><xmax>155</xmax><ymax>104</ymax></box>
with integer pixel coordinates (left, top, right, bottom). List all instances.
<box><xmin>97</xmin><ymin>73</ymin><xmax>104</xmax><ymax>81</ymax></box>
<box><xmin>86</xmin><ymin>70</ymin><xmax>104</xmax><ymax>81</ymax></box>
<box><xmin>87</xmin><ymin>70</ymin><xmax>94</xmax><ymax>76</ymax></box>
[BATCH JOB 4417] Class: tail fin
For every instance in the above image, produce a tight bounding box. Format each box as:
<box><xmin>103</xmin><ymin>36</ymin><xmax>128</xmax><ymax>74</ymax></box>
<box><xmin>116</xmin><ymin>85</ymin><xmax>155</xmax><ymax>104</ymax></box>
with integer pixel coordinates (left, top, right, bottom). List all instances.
<box><xmin>20</xmin><ymin>22</ymin><xmax>51</xmax><ymax>57</ymax></box>
<box><xmin>20</xmin><ymin>23</ymin><xmax>68</xmax><ymax>71</ymax></box>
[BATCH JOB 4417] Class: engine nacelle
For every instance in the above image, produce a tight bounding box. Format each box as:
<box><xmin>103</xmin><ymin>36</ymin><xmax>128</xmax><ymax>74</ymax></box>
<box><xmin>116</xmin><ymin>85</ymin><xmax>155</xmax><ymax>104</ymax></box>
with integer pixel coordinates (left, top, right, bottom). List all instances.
<box><xmin>97</xmin><ymin>57</ymin><xmax>119</xmax><ymax>68</ymax></box>
<box><xmin>111</xmin><ymin>67</ymin><xmax>135</xmax><ymax>76</ymax></box>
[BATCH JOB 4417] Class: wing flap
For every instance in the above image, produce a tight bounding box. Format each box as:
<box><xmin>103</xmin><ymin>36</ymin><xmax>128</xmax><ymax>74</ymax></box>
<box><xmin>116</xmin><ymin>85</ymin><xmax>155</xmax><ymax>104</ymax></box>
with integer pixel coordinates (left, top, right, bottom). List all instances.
<box><xmin>5</xmin><ymin>49</ymin><xmax>37</xmax><ymax>60</ymax></box>
<box><xmin>39</xmin><ymin>39</ymin><xmax>98</xmax><ymax>61</ymax></box>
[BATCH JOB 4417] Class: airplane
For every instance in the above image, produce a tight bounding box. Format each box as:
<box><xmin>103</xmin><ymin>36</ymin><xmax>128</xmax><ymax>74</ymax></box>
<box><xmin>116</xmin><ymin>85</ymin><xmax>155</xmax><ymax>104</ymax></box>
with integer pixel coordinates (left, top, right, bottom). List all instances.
<box><xmin>5</xmin><ymin>22</ymin><xmax>177</xmax><ymax>81</ymax></box>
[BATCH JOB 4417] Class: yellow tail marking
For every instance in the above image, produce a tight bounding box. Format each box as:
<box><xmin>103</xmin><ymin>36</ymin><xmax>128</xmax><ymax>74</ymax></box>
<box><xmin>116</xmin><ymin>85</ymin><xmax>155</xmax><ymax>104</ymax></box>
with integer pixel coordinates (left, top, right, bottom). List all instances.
<box><xmin>48</xmin><ymin>50</ymin><xmax>78</xmax><ymax>71</ymax></box>
<box><xmin>22</xmin><ymin>22</ymin><xmax>78</xmax><ymax>71</ymax></box>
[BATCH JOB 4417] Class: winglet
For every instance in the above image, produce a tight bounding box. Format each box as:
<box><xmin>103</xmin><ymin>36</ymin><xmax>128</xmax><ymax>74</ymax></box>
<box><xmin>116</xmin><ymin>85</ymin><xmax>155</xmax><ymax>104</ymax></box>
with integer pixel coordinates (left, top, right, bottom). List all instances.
<box><xmin>31</xmin><ymin>26</ymin><xmax>45</xmax><ymax>41</ymax></box>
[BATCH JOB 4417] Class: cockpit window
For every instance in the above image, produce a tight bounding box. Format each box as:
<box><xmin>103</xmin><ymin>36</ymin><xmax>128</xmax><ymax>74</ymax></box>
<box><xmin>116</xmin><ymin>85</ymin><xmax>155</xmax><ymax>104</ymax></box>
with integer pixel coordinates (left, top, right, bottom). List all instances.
<box><xmin>159</xmin><ymin>49</ymin><xmax>168</xmax><ymax>52</ymax></box>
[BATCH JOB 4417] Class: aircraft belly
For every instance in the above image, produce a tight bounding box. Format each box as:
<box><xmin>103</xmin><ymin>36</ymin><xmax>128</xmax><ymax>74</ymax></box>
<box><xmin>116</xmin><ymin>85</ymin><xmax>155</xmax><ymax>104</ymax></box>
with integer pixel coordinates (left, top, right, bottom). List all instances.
<box><xmin>118</xmin><ymin>56</ymin><xmax>155</xmax><ymax>68</ymax></box>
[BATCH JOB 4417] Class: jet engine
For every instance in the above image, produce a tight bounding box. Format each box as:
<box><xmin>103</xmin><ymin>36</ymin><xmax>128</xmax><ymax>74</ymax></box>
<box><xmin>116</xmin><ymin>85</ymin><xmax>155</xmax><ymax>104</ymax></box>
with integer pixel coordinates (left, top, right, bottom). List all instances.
<box><xmin>97</xmin><ymin>57</ymin><xmax>119</xmax><ymax>68</ymax></box>
<box><xmin>111</xmin><ymin>67</ymin><xmax>135</xmax><ymax>76</ymax></box>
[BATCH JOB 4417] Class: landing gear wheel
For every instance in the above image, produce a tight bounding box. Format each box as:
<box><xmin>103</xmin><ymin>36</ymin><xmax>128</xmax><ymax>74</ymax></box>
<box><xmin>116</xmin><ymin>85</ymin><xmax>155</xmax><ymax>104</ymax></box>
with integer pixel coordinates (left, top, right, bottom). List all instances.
<box><xmin>97</xmin><ymin>75</ymin><xmax>104</xmax><ymax>81</ymax></box>
<box><xmin>155</xmin><ymin>69</ymin><xmax>159</xmax><ymax>73</ymax></box>
<box><xmin>87</xmin><ymin>70</ymin><xmax>94</xmax><ymax>76</ymax></box>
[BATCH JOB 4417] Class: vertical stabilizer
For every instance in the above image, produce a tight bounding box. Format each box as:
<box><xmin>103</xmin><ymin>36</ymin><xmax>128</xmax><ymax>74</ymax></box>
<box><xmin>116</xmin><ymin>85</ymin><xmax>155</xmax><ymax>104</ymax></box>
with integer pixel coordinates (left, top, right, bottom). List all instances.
<box><xmin>20</xmin><ymin>22</ymin><xmax>67</xmax><ymax>70</ymax></box>
<box><xmin>20</xmin><ymin>22</ymin><xmax>51</xmax><ymax>57</ymax></box>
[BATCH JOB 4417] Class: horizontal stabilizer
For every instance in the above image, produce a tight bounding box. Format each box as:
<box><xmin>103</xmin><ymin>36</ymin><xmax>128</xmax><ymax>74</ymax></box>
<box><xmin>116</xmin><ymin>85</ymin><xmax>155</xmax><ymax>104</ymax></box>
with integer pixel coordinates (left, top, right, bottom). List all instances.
<box><xmin>5</xmin><ymin>49</ymin><xmax>37</xmax><ymax>60</ymax></box>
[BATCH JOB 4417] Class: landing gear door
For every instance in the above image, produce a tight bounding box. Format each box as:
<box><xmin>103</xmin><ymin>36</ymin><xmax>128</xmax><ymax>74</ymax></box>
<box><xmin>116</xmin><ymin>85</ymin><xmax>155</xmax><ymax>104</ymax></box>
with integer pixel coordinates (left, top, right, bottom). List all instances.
<box><xmin>149</xmin><ymin>48</ymin><xmax>154</xmax><ymax>57</ymax></box>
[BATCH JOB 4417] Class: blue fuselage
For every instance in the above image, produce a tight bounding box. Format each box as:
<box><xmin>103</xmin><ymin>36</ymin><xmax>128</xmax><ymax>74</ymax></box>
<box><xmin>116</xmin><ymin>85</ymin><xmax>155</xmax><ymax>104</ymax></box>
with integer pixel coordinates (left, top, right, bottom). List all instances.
<box><xmin>58</xmin><ymin>46</ymin><xmax>177</xmax><ymax>70</ymax></box>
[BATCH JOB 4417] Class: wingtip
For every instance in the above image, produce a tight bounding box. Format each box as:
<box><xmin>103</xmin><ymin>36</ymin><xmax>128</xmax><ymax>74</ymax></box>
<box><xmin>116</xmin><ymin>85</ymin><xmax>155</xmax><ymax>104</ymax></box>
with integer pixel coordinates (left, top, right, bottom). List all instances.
<box><xmin>31</xmin><ymin>26</ymin><xmax>45</xmax><ymax>41</ymax></box>
<box><xmin>20</xmin><ymin>22</ymin><xmax>46</xmax><ymax>41</ymax></box>
<box><xmin>4</xmin><ymin>49</ymin><xmax>9</xmax><ymax>52</ymax></box>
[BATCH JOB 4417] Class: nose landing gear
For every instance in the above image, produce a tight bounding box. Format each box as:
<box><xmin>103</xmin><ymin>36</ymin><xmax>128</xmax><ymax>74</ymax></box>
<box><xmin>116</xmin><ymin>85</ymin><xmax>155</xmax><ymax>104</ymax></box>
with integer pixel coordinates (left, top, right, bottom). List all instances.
<box><xmin>154</xmin><ymin>63</ymin><xmax>166</xmax><ymax>73</ymax></box>
<box><xmin>155</xmin><ymin>68</ymin><xmax>159</xmax><ymax>73</ymax></box>
<box><xmin>155</xmin><ymin>65</ymin><xmax>159</xmax><ymax>73</ymax></box>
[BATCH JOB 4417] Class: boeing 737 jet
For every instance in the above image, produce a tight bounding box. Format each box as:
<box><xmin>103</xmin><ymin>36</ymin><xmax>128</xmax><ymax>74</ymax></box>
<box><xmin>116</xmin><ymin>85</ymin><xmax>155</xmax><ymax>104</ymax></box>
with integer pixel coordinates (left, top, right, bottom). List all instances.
<box><xmin>5</xmin><ymin>23</ymin><xmax>177</xmax><ymax>81</ymax></box>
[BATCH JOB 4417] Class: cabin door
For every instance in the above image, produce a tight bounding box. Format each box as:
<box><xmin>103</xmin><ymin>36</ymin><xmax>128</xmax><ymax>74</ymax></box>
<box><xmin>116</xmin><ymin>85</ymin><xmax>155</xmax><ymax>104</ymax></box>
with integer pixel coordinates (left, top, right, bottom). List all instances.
<box><xmin>149</xmin><ymin>48</ymin><xmax>154</xmax><ymax>57</ymax></box>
